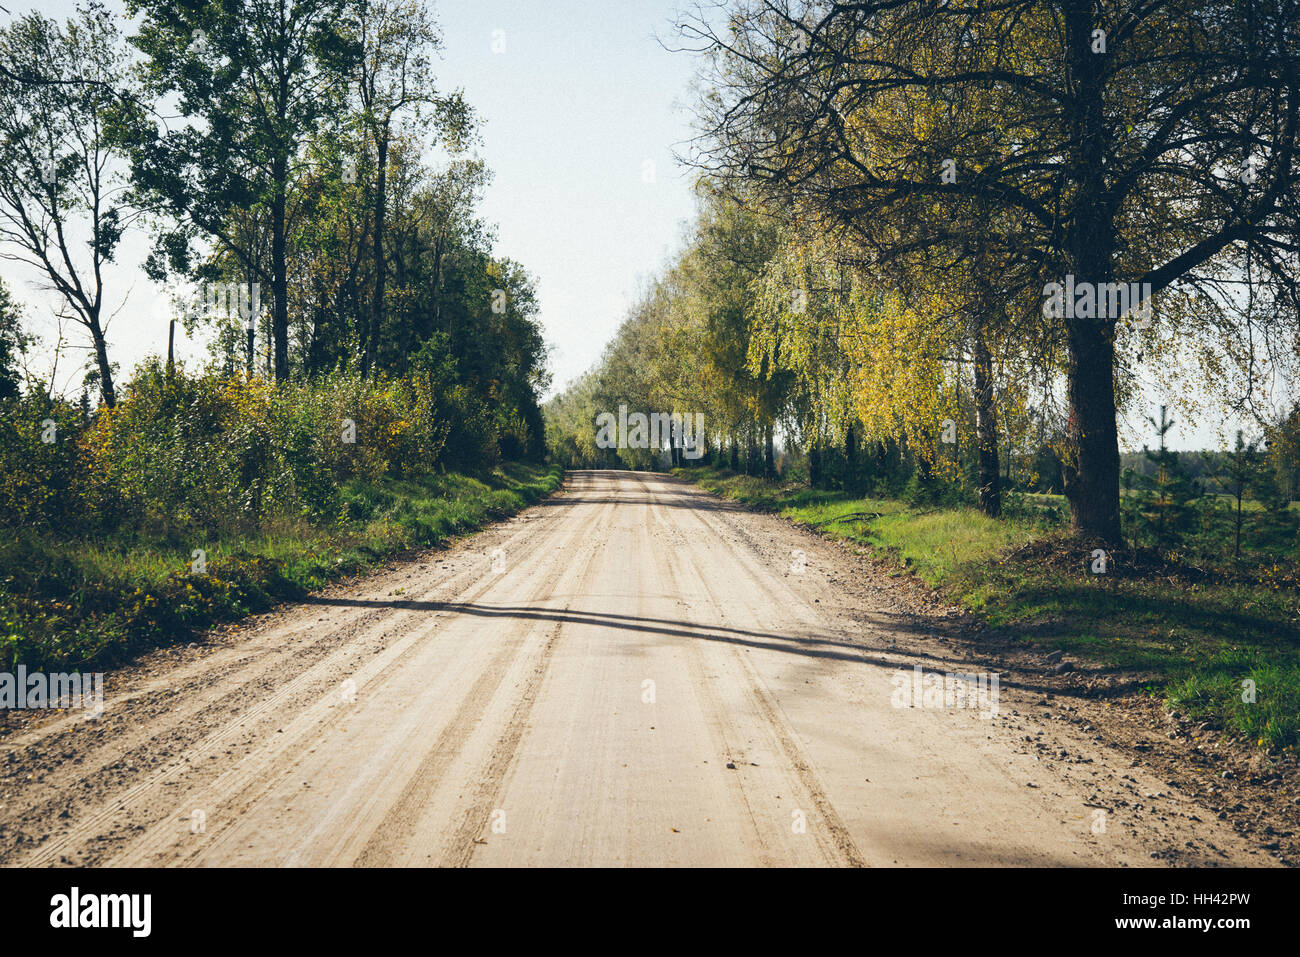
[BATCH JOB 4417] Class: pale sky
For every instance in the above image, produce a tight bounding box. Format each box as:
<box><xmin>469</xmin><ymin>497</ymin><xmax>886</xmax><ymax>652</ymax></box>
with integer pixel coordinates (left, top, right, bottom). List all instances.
<box><xmin>0</xmin><ymin>0</ymin><xmax>1267</xmax><ymax>451</ymax></box>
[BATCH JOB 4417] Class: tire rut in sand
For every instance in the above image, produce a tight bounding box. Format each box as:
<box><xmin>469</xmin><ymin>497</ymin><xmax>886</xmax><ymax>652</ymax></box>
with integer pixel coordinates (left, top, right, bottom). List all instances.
<box><xmin>112</xmin><ymin>486</ymin><xmax>596</xmax><ymax>867</ymax></box>
<box><xmin>20</xmin><ymin>478</ymin><xmax>578</xmax><ymax>867</ymax></box>
<box><xmin>666</xmin><ymin>482</ymin><xmax>869</xmax><ymax>866</ymax></box>
<box><xmin>435</xmin><ymin>528</ymin><xmax>614</xmax><ymax>867</ymax></box>
<box><xmin>352</xmin><ymin>498</ymin><xmax>614</xmax><ymax>866</ymax></box>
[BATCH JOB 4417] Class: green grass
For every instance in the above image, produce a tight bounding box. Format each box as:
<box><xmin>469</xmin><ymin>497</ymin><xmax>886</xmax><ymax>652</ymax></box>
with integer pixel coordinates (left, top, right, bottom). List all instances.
<box><xmin>0</xmin><ymin>463</ymin><xmax>562</xmax><ymax>673</ymax></box>
<box><xmin>679</xmin><ymin>467</ymin><xmax>1300</xmax><ymax>751</ymax></box>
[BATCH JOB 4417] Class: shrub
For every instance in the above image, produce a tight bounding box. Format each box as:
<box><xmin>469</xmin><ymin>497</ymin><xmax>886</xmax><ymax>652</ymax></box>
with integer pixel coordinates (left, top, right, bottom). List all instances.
<box><xmin>0</xmin><ymin>394</ymin><xmax>84</xmax><ymax>532</ymax></box>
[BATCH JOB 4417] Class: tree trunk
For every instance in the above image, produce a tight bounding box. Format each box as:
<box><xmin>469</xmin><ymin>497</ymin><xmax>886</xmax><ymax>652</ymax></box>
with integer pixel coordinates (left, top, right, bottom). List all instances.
<box><xmin>394</xmin><ymin>215</ymin><xmax>412</xmax><ymax>375</ymax></box>
<box><xmin>1234</xmin><ymin>483</ymin><xmax>1243</xmax><ymax>558</ymax></box>
<box><xmin>763</xmin><ymin>422</ymin><xmax>775</xmax><ymax>478</ymax></box>
<box><xmin>89</xmin><ymin>311</ymin><xmax>116</xmax><ymax>408</ymax></box>
<box><xmin>844</xmin><ymin>423</ymin><xmax>858</xmax><ymax>493</ymax></box>
<box><xmin>270</xmin><ymin>167</ymin><xmax>290</xmax><ymax>383</ymax></box>
<box><xmin>1062</xmin><ymin>317</ymin><xmax>1122</xmax><ymax>541</ymax></box>
<box><xmin>973</xmin><ymin>333</ymin><xmax>1001</xmax><ymax>517</ymax></box>
<box><xmin>246</xmin><ymin>264</ymin><xmax>258</xmax><ymax>376</ymax></box>
<box><xmin>366</xmin><ymin>135</ymin><xmax>389</xmax><ymax>378</ymax></box>
<box><xmin>1060</xmin><ymin>2</ymin><xmax>1122</xmax><ymax>543</ymax></box>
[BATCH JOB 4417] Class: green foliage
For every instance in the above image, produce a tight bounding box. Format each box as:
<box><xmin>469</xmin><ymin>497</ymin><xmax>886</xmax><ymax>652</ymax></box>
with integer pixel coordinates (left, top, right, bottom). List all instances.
<box><xmin>1168</xmin><ymin>660</ymin><xmax>1300</xmax><ymax>752</ymax></box>
<box><xmin>543</xmin><ymin>187</ymin><xmax>788</xmax><ymax>473</ymax></box>
<box><xmin>0</xmin><ymin>278</ymin><xmax>25</xmax><ymax>400</ymax></box>
<box><xmin>0</xmin><ymin>393</ymin><xmax>84</xmax><ymax>532</ymax></box>
<box><xmin>0</xmin><ymin>463</ymin><xmax>562</xmax><ymax>672</ymax></box>
<box><xmin>1263</xmin><ymin>406</ymin><xmax>1300</xmax><ymax>502</ymax></box>
<box><xmin>1132</xmin><ymin>407</ymin><xmax>1201</xmax><ymax>551</ymax></box>
<box><xmin>0</xmin><ymin>360</ymin><xmax>485</xmax><ymax>539</ymax></box>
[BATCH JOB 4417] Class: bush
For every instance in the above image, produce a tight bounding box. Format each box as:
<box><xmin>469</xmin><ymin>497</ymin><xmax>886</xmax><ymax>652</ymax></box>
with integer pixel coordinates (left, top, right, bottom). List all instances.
<box><xmin>0</xmin><ymin>393</ymin><xmax>84</xmax><ymax>532</ymax></box>
<box><xmin>2</xmin><ymin>361</ymin><xmax>483</xmax><ymax>540</ymax></box>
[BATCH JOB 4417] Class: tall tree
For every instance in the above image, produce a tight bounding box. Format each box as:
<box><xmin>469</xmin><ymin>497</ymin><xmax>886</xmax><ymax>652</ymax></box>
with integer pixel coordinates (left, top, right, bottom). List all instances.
<box><xmin>0</xmin><ymin>2</ymin><xmax>141</xmax><ymax>407</ymax></box>
<box><xmin>353</xmin><ymin>0</ymin><xmax>470</xmax><ymax>376</ymax></box>
<box><xmin>128</xmin><ymin>0</ymin><xmax>359</xmax><ymax>381</ymax></box>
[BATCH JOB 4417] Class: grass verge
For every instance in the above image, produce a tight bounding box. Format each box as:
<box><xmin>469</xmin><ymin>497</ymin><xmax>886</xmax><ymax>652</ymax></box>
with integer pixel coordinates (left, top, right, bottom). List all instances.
<box><xmin>677</xmin><ymin>467</ymin><xmax>1300</xmax><ymax>751</ymax></box>
<box><xmin>1</xmin><ymin>463</ymin><xmax>562</xmax><ymax>673</ymax></box>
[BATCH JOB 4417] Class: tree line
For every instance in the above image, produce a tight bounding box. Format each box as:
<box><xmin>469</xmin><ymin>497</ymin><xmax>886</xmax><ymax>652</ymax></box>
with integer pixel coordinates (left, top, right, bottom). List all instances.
<box><xmin>0</xmin><ymin>0</ymin><xmax>548</xmax><ymax>463</ymax></box>
<box><xmin>547</xmin><ymin>0</ymin><xmax>1299</xmax><ymax>547</ymax></box>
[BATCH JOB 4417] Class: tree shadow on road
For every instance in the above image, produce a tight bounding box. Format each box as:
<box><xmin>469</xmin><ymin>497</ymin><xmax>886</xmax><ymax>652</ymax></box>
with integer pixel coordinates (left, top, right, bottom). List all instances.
<box><xmin>300</xmin><ymin>595</ymin><xmax>1073</xmax><ymax>700</ymax></box>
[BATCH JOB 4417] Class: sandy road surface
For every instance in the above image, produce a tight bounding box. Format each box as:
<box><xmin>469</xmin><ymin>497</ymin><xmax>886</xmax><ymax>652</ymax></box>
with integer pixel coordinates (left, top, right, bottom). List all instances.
<box><xmin>0</xmin><ymin>471</ymin><xmax>1270</xmax><ymax>866</ymax></box>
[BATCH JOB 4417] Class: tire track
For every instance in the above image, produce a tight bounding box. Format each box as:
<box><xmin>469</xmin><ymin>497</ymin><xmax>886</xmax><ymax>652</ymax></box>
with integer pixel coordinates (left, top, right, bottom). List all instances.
<box><xmin>112</xmin><ymin>485</ymin><xmax>596</xmax><ymax>867</ymax></box>
<box><xmin>20</xmin><ymin>477</ymin><xmax>578</xmax><ymax>867</ymax></box>
<box><xmin>353</xmin><ymin>497</ymin><xmax>614</xmax><ymax>866</ymax></box>
<box><xmin>651</xmin><ymin>507</ymin><xmax>779</xmax><ymax>866</ymax></box>
<box><xmin>435</xmin><ymin>522</ymin><xmax>615</xmax><ymax>867</ymax></box>
<box><xmin>669</xmin><ymin>485</ymin><xmax>869</xmax><ymax>867</ymax></box>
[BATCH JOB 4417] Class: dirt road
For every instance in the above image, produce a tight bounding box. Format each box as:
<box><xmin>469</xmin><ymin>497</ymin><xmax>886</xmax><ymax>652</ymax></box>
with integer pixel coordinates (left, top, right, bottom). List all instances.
<box><xmin>0</xmin><ymin>471</ymin><xmax>1270</xmax><ymax>866</ymax></box>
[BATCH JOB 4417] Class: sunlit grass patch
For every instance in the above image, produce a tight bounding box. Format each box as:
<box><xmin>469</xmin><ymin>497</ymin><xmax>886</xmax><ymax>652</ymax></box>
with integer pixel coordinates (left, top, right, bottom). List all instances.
<box><xmin>0</xmin><ymin>464</ymin><xmax>562</xmax><ymax>673</ymax></box>
<box><xmin>678</xmin><ymin>466</ymin><xmax>1300</xmax><ymax>750</ymax></box>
